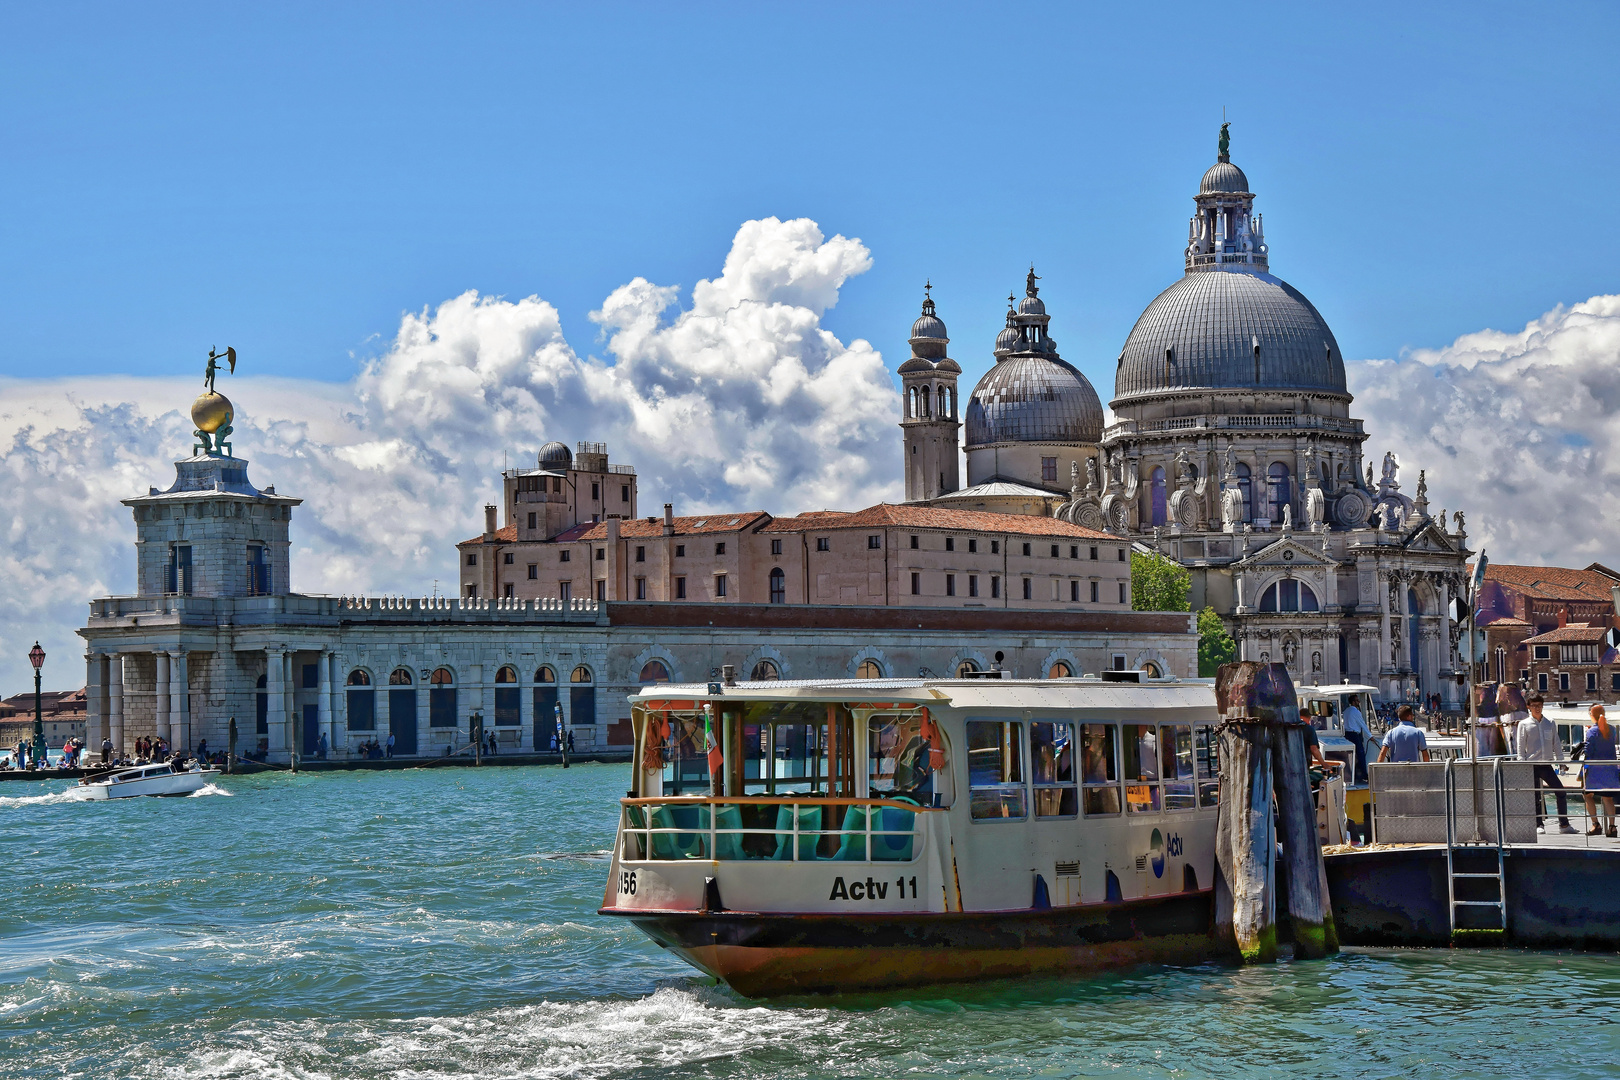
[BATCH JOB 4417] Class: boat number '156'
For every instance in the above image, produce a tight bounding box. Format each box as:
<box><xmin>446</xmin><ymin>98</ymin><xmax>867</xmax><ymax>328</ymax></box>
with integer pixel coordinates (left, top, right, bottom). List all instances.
<box><xmin>829</xmin><ymin>875</ymin><xmax>916</xmax><ymax>901</ymax></box>
<box><xmin>618</xmin><ymin>870</ymin><xmax>637</xmax><ymax>895</ymax></box>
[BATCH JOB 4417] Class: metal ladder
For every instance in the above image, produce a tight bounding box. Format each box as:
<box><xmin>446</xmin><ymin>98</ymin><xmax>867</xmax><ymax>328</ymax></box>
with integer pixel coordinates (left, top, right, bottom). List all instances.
<box><xmin>1444</xmin><ymin>757</ymin><xmax>1508</xmax><ymax>933</ymax></box>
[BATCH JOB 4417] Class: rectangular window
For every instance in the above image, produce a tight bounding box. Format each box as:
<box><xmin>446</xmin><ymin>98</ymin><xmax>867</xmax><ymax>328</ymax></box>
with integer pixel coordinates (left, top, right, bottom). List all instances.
<box><xmin>635</xmin><ymin>546</ymin><xmax>645</xmax><ymax>562</ymax></box>
<box><xmin>946</xmin><ymin>537</ymin><xmax>955</xmax><ymax>552</ymax></box>
<box><xmin>676</xmin><ymin>544</ymin><xmax>686</xmax><ymax>557</ymax></box>
<box><xmin>868</xmin><ymin>535</ymin><xmax>881</xmax><ymax>550</ymax></box>
<box><xmin>465</xmin><ymin>584</ymin><xmax>478</xmax><ymax>598</ymax></box>
<box><xmin>1030</xmin><ymin>721</ymin><xmax>1078</xmax><ymax>817</ymax></box>
<box><xmin>503</xmin><ymin>552</ymin><xmax>513</xmax><ymax>565</ymax></box>
<box><xmin>527</xmin><ymin>564</ymin><xmax>537</xmax><ymax>579</ymax></box>
<box><xmin>595</xmin><ymin>580</ymin><xmax>606</xmax><ymax>601</ymax></box>
<box><xmin>946</xmin><ymin>574</ymin><xmax>956</xmax><ymax>597</ymax></box>
<box><xmin>991</xmin><ymin>540</ymin><xmax>1000</xmax><ymax>555</ymax></box>
<box><xmin>591</xmin><ymin>482</ymin><xmax>600</xmax><ymax>500</ymax></box>
<box><xmin>910</xmin><ymin>535</ymin><xmax>919</xmax><ymax>549</ymax></box>
<box><xmin>772</xmin><ymin>539</ymin><xmax>783</xmax><ymax>555</ymax></box>
<box><xmin>1533</xmin><ymin>644</ymin><xmax>1550</xmax><ymax>660</ymax></box>
<box><xmin>1118</xmin><ymin>548</ymin><xmax>1127</xmax><ymax>561</ymax></box>
<box><xmin>1089</xmin><ymin>546</ymin><xmax>1098</xmax><ymax>560</ymax></box>
<box><xmin>503</xmin><ymin>583</ymin><xmax>514</xmax><ymax>598</ymax></box>
<box><xmin>968</xmin><ymin>538</ymin><xmax>978</xmax><ymax>553</ymax></box>
<box><xmin>1195</xmin><ymin>726</ymin><xmax>1220</xmax><ymax>807</ymax></box>
<box><xmin>675</xmin><ymin>576</ymin><xmax>686</xmax><ymax>599</ymax></box>
<box><xmin>560</xmin><ymin>550</ymin><xmax>571</xmax><ymax>563</ymax></box>
<box><xmin>621</xmin><ymin>484</ymin><xmax>630</xmax><ymax>502</ymax></box>
<box><xmin>991</xmin><ymin>576</ymin><xmax>1001</xmax><ymax>599</ymax></box>
<box><xmin>1070</xmin><ymin>580</ymin><xmax>1079</xmax><ymax>602</ymax></box>
<box><xmin>301</xmin><ymin>664</ymin><xmax>319</xmax><ymax>689</ymax></box>
<box><xmin>635</xmin><ymin>577</ymin><xmax>647</xmax><ymax>600</ymax></box>
<box><xmin>246</xmin><ymin>546</ymin><xmax>268</xmax><ymax>596</ymax></box>
<box><xmin>1023</xmin><ymin>543</ymin><xmax>1032</xmax><ymax>557</ymax></box>
<box><xmin>558</xmin><ymin>581</ymin><xmax>571</xmax><ymax>602</ymax></box>
<box><xmin>1041</xmin><ymin>456</ymin><xmax>1058</xmax><ymax>483</ymax></box>
<box><xmin>595</xmin><ymin>548</ymin><xmax>605</xmax><ymax>561</ymax></box>
<box><xmin>715</xmin><ymin>542</ymin><xmax>726</xmax><ymax>555</ymax></box>
<box><xmin>1022</xmin><ymin>578</ymin><xmax>1032</xmax><ymax>600</ymax></box>
<box><xmin>967</xmin><ymin>720</ymin><xmax>1026</xmax><ymax>820</ymax></box>
<box><xmin>1080</xmin><ymin>723</ymin><xmax>1121</xmax><ymax>815</ymax></box>
<box><xmin>816</xmin><ymin>537</ymin><xmax>830</xmax><ymax>552</ymax></box>
<box><xmin>969</xmin><ymin>575</ymin><xmax>979</xmax><ymax>597</ymax></box>
<box><xmin>527</xmin><ymin>512</ymin><xmax>537</xmax><ymax>530</ymax></box>
<box><xmin>1070</xmin><ymin>545</ymin><xmax>1078</xmax><ymax>559</ymax></box>
<box><xmin>552</xmin><ymin>477</ymin><xmax>562</xmax><ymax>493</ymax></box>
<box><xmin>715</xmin><ymin>574</ymin><xmax>728</xmax><ymax>597</ymax></box>
<box><xmin>1050</xmin><ymin>544</ymin><xmax>1059</xmax><ymax>558</ymax></box>
<box><xmin>910</xmin><ymin>572</ymin><xmax>920</xmax><ymax>595</ymax></box>
<box><xmin>1113</xmin><ymin>654</ymin><xmax>1127</xmax><ymax>671</ymax></box>
<box><xmin>1119</xmin><ymin>582</ymin><xmax>1128</xmax><ymax>604</ymax></box>
<box><xmin>1538</xmin><ymin>672</ymin><xmax>1548</xmax><ymax>691</ymax></box>
<box><xmin>1613</xmin><ymin>673</ymin><xmax>1620</xmax><ymax>691</ymax></box>
<box><xmin>1587</xmin><ymin>672</ymin><xmax>1597</xmax><ymax>692</ymax></box>
<box><xmin>1091</xmin><ymin>580</ymin><xmax>1100</xmax><ymax>603</ymax></box>
<box><xmin>1559</xmin><ymin>672</ymin><xmax>1570</xmax><ymax>692</ymax></box>
<box><xmin>1161</xmin><ymin>724</ymin><xmax>1196</xmax><ymax>810</ymax></box>
<box><xmin>466</xmin><ymin>553</ymin><xmax>477</xmax><ymax>566</ymax></box>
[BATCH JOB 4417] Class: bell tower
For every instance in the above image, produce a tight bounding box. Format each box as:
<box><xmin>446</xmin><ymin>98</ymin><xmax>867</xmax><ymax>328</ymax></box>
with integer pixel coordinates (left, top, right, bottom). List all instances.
<box><xmin>898</xmin><ymin>284</ymin><xmax>961</xmax><ymax>501</ymax></box>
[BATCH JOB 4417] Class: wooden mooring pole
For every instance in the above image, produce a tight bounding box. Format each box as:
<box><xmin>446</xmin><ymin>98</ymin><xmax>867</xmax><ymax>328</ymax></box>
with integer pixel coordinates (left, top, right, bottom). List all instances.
<box><xmin>1214</xmin><ymin>661</ymin><xmax>1339</xmax><ymax>963</ymax></box>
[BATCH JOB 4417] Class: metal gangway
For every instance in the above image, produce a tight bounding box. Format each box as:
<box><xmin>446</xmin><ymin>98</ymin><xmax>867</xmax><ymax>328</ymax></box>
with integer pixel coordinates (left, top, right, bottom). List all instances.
<box><xmin>1444</xmin><ymin>757</ymin><xmax>1509</xmax><ymax>933</ymax></box>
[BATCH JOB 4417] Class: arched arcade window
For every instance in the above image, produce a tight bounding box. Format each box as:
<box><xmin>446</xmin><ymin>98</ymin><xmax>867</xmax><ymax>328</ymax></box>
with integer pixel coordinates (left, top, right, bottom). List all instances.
<box><xmin>1151</xmin><ymin>466</ymin><xmax>1167</xmax><ymax>526</ymax></box>
<box><xmin>429</xmin><ymin>667</ymin><xmax>456</xmax><ymax>729</ymax></box>
<box><xmin>1235</xmin><ymin>463</ymin><xmax>1253</xmax><ymax>522</ymax></box>
<box><xmin>494</xmin><ymin>665</ymin><xmax>519</xmax><ymax>726</ymax></box>
<box><xmin>639</xmin><ymin>660</ymin><xmax>671</xmax><ymax>683</ymax></box>
<box><xmin>955</xmin><ymin>659</ymin><xmax>978</xmax><ymax>678</ymax></box>
<box><xmin>389</xmin><ymin>668</ymin><xmax>413</xmax><ymax>685</ymax></box>
<box><xmin>750</xmin><ymin>659</ymin><xmax>780</xmax><ymax>681</ymax></box>
<box><xmin>1268</xmin><ymin>462</ymin><xmax>1291</xmax><ymax>523</ymax></box>
<box><xmin>1048</xmin><ymin>661</ymin><xmax>1072</xmax><ymax>679</ymax></box>
<box><xmin>856</xmin><ymin>659</ymin><xmax>884</xmax><ymax>679</ymax></box>
<box><xmin>769</xmin><ymin>567</ymin><xmax>786</xmax><ymax>604</ymax></box>
<box><xmin>347</xmin><ymin>669</ymin><xmax>372</xmax><ymax>686</ymax></box>
<box><xmin>570</xmin><ymin>665</ymin><xmax>596</xmax><ymax>727</ymax></box>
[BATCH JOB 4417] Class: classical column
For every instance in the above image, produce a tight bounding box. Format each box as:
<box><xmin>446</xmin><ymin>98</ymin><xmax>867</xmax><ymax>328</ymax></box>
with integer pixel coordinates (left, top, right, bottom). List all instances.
<box><xmin>108</xmin><ymin>653</ymin><xmax>124</xmax><ymax>756</ymax></box>
<box><xmin>418</xmin><ymin>666</ymin><xmax>432</xmax><ymax>755</ymax></box>
<box><xmin>482</xmin><ymin>664</ymin><xmax>495</xmax><ymax>745</ymax></box>
<box><xmin>330</xmin><ymin>652</ymin><xmax>345</xmax><ymax>757</ymax></box>
<box><xmin>170</xmin><ymin>650</ymin><xmax>189</xmax><ymax>755</ymax></box>
<box><xmin>265</xmin><ymin>647</ymin><xmax>286</xmax><ymax>759</ymax></box>
<box><xmin>155</xmin><ymin>651</ymin><xmax>171</xmax><ymax>747</ymax></box>
<box><xmin>86</xmin><ymin>651</ymin><xmax>106</xmax><ymax>750</ymax></box>
<box><xmin>317</xmin><ymin>649</ymin><xmax>332</xmax><ymax>757</ymax></box>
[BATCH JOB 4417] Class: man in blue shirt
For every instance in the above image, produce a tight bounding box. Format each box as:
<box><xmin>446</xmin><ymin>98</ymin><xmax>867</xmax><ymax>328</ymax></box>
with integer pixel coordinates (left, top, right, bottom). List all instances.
<box><xmin>1342</xmin><ymin>699</ymin><xmax>1370</xmax><ymax>784</ymax></box>
<box><xmin>1378</xmin><ymin>705</ymin><xmax>1431</xmax><ymax>764</ymax></box>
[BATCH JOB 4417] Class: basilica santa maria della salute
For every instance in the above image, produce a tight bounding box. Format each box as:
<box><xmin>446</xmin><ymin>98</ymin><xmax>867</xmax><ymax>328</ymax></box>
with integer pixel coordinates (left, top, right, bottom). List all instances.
<box><xmin>75</xmin><ymin>131</ymin><xmax>1468</xmax><ymax>764</ymax></box>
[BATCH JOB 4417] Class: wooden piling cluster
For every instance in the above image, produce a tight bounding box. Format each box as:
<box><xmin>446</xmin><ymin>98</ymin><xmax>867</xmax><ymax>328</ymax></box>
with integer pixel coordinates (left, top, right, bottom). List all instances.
<box><xmin>1212</xmin><ymin>662</ymin><xmax>1340</xmax><ymax>963</ymax></box>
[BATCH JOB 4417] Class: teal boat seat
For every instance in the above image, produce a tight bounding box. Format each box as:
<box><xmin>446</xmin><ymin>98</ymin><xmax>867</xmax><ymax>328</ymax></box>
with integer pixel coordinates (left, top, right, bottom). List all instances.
<box><xmin>649</xmin><ymin>805</ymin><xmax>709</xmax><ymax>859</ymax></box>
<box><xmin>870</xmin><ymin>806</ymin><xmax>915</xmax><ymax>861</ymax></box>
<box><xmin>832</xmin><ymin>804</ymin><xmax>870</xmax><ymax>861</ymax></box>
<box><xmin>712</xmin><ymin>803</ymin><xmax>746</xmax><ymax>861</ymax></box>
<box><xmin>772</xmin><ymin>803</ymin><xmax>823</xmax><ymax>860</ymax></box>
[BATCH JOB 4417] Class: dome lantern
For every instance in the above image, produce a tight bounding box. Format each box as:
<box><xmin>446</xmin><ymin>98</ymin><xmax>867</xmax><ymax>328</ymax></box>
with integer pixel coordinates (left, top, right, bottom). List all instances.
<box><xmin>1186</xmin><ymin>123</ymin><xmax>1267</xmax><ymax>274</ymax></box>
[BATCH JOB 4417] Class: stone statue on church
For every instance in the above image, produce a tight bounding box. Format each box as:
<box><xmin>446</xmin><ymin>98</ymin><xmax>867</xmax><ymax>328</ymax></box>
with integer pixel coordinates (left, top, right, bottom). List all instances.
<box><xmin>1381</xmin><ymin>450</ymin><xmax>1399</xmax><ymax>487</ymax></box>
<box><xmin>1221</xmin><ymin>484</ymin><xmax>1244</xmax><ymax>533</ymax></box>
<box><xmin>1366</xmin><ymin>462</ymin><xmax>1375</xmax><ymax>489</ymax></box>
<box><xmin>1415</xmin><ymin>469</ymin><xmax>1427</xmax><ymax>502</ymax></box>
<box><xmin>1218</xmin><ymin>122</ymin><xmax>1230</xmax><ymax>159</ymax></box>
<box><xmin>1085</xmin><ymin>457</ymin><xmax>1099</xmax><ymax>494</ymax></box>
<box><xmin>1281</xmin><ymin>504</ymin><xmax>1293</xmax><ymax>530</ymax></box>
<box><xmin>1223</xmin><ymin>442</ymin><xmax>1237</xmax><ymax>480</ymax></box>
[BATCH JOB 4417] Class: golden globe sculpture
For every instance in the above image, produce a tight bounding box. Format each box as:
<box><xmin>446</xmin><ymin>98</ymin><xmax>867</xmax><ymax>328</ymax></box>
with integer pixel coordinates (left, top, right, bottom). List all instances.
<box><xmin>194</xmin><ymin>346</ymin><xmax>238</xmax><ymax>455</ymax></box>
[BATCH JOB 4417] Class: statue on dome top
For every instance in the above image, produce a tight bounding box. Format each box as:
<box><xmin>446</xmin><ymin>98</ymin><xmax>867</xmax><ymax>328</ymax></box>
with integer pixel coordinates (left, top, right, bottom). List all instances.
<box><xmin>1026</xmin><ymin>267</ymin><xmax>1039</xmax><ymax>296</ymax></box>
<box><xmin>1218</xmin><ymin>122</ymin><xmax>1231</xmax><ymax>160</ymax></box>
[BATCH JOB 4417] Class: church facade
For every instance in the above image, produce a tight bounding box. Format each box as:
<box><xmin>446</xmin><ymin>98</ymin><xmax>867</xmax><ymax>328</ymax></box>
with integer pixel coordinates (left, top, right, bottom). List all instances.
<box><xmin>910</xmin><ymin>130</ymin><xmax>1472</xmax><ymax>704</ymax></box>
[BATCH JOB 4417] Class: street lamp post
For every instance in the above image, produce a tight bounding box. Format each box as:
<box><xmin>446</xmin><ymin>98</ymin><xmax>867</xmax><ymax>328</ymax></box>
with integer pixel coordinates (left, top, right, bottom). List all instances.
<box><xmin>28</xmin><ymin>642</ymin><xmax>47</xmax><ymax>767</ymax></box>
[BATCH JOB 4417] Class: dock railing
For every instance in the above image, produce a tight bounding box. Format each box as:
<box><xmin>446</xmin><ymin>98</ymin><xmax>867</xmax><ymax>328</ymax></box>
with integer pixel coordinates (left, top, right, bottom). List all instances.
<box><xmin>619</xmin><ymin>796</ymin><xmax>927</xmax><ymax>863</ymax></box>
<box><xmin>1370</xmin><ymin>760</ymin><xmax>1538</xmax><ymax>845</ymax></box>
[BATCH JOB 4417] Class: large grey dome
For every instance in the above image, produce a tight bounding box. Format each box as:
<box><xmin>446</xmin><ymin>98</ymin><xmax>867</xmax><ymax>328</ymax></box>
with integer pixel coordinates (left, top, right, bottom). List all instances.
<box><xmin>966</xmin><ymin>355</ymin><xmax>1103</xmax><ymax>446</ymax></box>
<box><xmin>1113</xmin><ymin>268</ymin><xmax>1345</xmax><ymax>405</ymax></box>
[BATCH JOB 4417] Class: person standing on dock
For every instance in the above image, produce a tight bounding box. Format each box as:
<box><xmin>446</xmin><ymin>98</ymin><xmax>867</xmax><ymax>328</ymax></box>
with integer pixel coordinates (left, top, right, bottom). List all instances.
<box><xmin>1581</xmin><ymin>705</ymin><xmax>1618</xmax><ymax>838</ymax></box>
<box><xmin>1377</xmin><ymin>706</ymin><xmax>1430</xmax><ymax>763</ymax></box>
<box><xmin>1518</xmin><ymin>694</ymin><xmax>1577</xmax><ymax>835</ymax></box>
<box><xmin>1342</xmin><ymin>700</ymin><xmax>1370</xmax><ymax>784</ymax></box>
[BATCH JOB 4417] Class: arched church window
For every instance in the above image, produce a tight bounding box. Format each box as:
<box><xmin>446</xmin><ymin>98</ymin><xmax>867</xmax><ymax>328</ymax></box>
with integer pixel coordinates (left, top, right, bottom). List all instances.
<box><xmin>955</xmin><ymin>659</ymin><xmax>978</xmax><ymax>678</ymax></box>
<box><xmin>769</xmin><ymin>567</ymin><xmax>786</xmax><ymax>604</ymax></box>
<box><xmin>1259</xmin><ymin>580</ymin><xmax>1319</xmax><ymax>613</ymax></box>
<box><xmin>347</xmin><ymin>669</ymin><xmax>371</xmax><ymax>686</ymax></box>
<box><xmin>1268</xmin><ymin>463</ymin><xmax>1291</xmax><ymax>523</ymax></box>
<box><xmin>1150</xmin><ymin>466</ymin><xmax>1167</xmax><ymax>526</ymax></box>
<box><xmin>1047</xmin><ymin>661</ymin><xmax>1072</xmax><ymax>679</ymax></box>
<box><xmin>533</xmin><ymin>665</ymin><xmax>555</xmax><ymax>684</ymax></box>
<box><xmin>751</xmin><ymin>659</ymin><xmax>780</xmax><ymax>681</ymax></box>
<box><xmin>1235</xmin><ymin>463</ymin><xmax>1253</xmax><ymax>522</ymax></box>
<box><xmin>495</xmin><ymin>666</ymin><xmax>517</xmax><ymax>684</ymax></box>
<box><xmin>389</xmin><ymin>668</ymin><xmax>413</xmax><ymax>685</ymax></box>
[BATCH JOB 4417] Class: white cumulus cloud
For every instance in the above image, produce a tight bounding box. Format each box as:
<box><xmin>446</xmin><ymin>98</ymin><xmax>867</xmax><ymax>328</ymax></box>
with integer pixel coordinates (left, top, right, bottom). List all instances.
<box><xmin>0</xmin><ymin>217</ymin><xmax>898</xmax><ymax>691</ymax></box>
<box><xmin>1347</xmin><ymin>293</ymin><xmax>1620</xmax><ymax>570</ymax></box>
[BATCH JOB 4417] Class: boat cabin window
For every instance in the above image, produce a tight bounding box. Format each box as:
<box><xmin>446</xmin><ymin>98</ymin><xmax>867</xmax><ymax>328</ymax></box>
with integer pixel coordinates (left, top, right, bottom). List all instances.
<box><xmin>1305</xmin><ymin>699</ymin><xmax>1335</xmax><ymax>731</ymax></box>
<box><xmin>1124</xmin><ymin>725</ymin><xmax>1161</xmax><ymax>814</ymax></box>
<box><xmin>1030</xmin><ymin>721</ymin><xmax>1078</xmax><ymax>817</ymax></box>
<box><xmin>651</xmin><ymin>701</ymin><xmax>861</xmax><ymax>798</ymax></box>
<box><xmin>867</xmin><ymin>710</ymin><xmax>948</xmax><ymax>805</ymax></box>
<box><xmin>1195</xmin><ymin>726</ymin><xmax>1219</xmax><ymax>807</ymax></box>
<box><xmin>967</xmin><ymin>720</ymin><xmax>1026</xmax><ymax>820</ymax></box>
<box><xmin>1161</xmin><ymin>723</ymin><xmax>1196</xmax><ymax>810</ymax></box>
<box><xmin>1080</xmin><ymin>724</ymin><xmax>1122</xmax><ymax>815</ymax></box>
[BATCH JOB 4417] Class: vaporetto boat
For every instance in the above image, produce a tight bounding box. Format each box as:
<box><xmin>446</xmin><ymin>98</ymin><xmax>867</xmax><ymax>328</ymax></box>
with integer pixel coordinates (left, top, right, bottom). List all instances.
<box><xmin>600</xmin><ymin>674</ymin><xmax>1224</xmax><ymax>995</ymax></box>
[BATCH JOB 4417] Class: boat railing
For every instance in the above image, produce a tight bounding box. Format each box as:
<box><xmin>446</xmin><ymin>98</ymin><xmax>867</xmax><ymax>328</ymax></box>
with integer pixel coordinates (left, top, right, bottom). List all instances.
<box><xmin>618</xmin><ymin>796</ymin><xmax>930</xmax><ymax>863</ymax></box>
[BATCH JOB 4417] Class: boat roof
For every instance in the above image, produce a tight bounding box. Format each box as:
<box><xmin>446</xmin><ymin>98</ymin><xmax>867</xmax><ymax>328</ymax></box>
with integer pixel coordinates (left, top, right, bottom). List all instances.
<box><xmin>634</xmin><ymin>676</ymin><xmax>1219</xmax><ymax>713</ymax></box>
<box><xmin>1297</xmin><ymin>684</ymin><xmax>1380</xmax><ymax>696</ymax></box>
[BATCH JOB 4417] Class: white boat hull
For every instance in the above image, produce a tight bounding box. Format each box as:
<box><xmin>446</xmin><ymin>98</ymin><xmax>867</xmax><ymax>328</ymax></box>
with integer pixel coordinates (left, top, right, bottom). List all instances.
<box><xmin>82</xmin><ymin>768</ymin><xmax>219</xmax><ymax>799</ymax></box>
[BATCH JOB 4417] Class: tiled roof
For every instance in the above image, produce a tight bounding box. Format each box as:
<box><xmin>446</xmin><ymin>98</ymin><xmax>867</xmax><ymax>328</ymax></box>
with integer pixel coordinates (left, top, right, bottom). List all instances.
<box><xmin>0</xmin><ymin>688</ymin><xmax>88</xmax><ymax>718</ymax></box>
<box><xmin>762</xmin><ymin>502</ymin><xmax>1114</xmax><ymax>539</ymax></box>
<box><xmin>1521</xmin><ymin>624</ymin><xmax>1610</xmax><ymax>644</ymax></box>
<box><xmin>1478</xmin><ymin>562</ymin><xmax>1620</xmax><ymax>602</ymax></box>
<box><xmin>562</xmin><ymin>513</ymin><xmax>770</xmax><ymax>543</ymax></box>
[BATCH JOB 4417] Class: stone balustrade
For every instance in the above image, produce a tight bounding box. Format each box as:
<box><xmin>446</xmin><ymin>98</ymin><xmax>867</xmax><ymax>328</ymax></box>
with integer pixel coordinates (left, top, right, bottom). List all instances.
<box><xmin>87</xmin><ymin>593</ymin><xmax>607</xmax><ymax>627</ymax></box>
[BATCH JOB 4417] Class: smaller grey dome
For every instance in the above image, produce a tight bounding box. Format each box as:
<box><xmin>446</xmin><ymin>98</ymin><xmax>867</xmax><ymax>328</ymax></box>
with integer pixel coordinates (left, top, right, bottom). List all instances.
<box><xmin>538</xmin><ymin>441</ymin><xmax>572</xmax><ymax>467</ymax></box>
<box><xmin>911</xmin><ymin>313</ymin><xmax>946</xmax><ymax>341</ymax></box>
<box><xmin>1200</xmin><ymin>160</ymin><xmax>1249</xmax><ymax>194</ymax></box>
<box><xmin>1018</xmin><ymin>294</ymin><xmax>1046</xmax><ymax>316</ymax></box>
<box><xmin>935</xmin><ymin>357</ymin><xmax>961</xmax><ymax>374</ymax></box>
<box><xmin>995</xmin><ymin>325</ymin><xmax>1020</xmax><ymax>355</ymax></box>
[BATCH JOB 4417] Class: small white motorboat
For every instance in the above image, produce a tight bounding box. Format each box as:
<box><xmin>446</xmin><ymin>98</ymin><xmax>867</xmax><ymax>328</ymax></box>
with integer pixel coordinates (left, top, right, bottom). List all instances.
<box><xmin>79</xmin><ymin>761</ymin><xmax>219</xmax><ymax>799</ymax></box>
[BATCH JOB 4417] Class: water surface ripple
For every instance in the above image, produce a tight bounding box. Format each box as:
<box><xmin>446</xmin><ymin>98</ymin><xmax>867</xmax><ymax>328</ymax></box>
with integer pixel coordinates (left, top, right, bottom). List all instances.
<box><xmin>2</xmin><ymin>765</ymin><xmax>1613</xmax><ymax>1079</ymax></box>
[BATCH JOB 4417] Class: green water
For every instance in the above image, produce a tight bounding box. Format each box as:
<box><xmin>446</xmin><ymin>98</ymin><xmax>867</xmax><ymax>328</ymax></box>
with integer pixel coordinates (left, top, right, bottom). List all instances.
<box><xmin>2</xmin><ymin>766</ymin><xmax>1615</xmax><ymax>1079</ymax></box>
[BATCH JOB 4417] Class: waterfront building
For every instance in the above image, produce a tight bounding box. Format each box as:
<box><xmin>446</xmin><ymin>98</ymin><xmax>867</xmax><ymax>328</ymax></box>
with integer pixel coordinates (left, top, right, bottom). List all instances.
<box><xmin>0</xmin><ymin>688</ymin><xmax>87</xmax><ymax>750</ymax></box>
<box><xmin>1474</xmin><ymin>562</ymin><xmax>1620</xmax><ymax>698</ymax></box>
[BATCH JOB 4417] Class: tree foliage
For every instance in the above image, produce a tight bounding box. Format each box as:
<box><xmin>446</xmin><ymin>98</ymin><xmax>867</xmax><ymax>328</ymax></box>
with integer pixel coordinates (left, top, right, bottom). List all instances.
<box><xmin>1130</xmin><ymin>550</ymin><xmax>1190</xmax><ymax>613</ymax></box>
<box><xmin>1197</xmin><ymin>606</ymin><xmax>1237</xmax><ymax>677</ymax></box>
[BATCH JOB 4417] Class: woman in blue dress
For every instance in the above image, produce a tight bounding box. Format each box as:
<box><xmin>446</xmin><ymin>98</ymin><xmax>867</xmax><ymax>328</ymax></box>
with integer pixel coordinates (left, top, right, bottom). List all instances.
<box><xmin>1581</xmin><ymin>704</ymin><xmax>1618</xmax><ymax>838</ymax></box>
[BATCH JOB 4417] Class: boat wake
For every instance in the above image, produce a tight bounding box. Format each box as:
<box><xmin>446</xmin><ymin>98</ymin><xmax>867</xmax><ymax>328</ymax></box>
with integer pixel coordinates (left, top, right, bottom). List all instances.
<box><xmin>0</xmin><ymin>787</ymin><xmax>95</xmax><ymax>808</ymax></box>
<box><xmin>187</xmin><ymin>783</ymin><xmax>233</xmax><ymax>798</ymax></box>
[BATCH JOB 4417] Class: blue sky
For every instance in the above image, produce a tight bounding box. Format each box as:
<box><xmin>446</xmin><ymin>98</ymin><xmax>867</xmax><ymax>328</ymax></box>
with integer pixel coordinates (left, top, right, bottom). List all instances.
<box><xmin>4</xmin><ymin>2</ymin><xmax>1617</xmax><ymax>396</ymax></box>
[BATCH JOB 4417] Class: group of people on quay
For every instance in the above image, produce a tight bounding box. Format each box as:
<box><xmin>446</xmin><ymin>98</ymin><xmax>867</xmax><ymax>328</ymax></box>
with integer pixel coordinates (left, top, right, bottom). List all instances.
<box><xmin>4</xmin><ymin>736</ymin><xmax>93</xmax><ymax>770</ymax></box>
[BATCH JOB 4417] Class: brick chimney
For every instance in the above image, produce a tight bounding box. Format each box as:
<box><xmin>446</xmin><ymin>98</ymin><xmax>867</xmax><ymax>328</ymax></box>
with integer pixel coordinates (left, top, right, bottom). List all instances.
<box><xmin>484</xmin><ymin>504</ymin><xmax>497</xmax><ymax>540</ymax></box>
<box><xmin>662</xmin><ymin>503</ymin><xmax>674</xmax><ymax>536</ymax></box>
